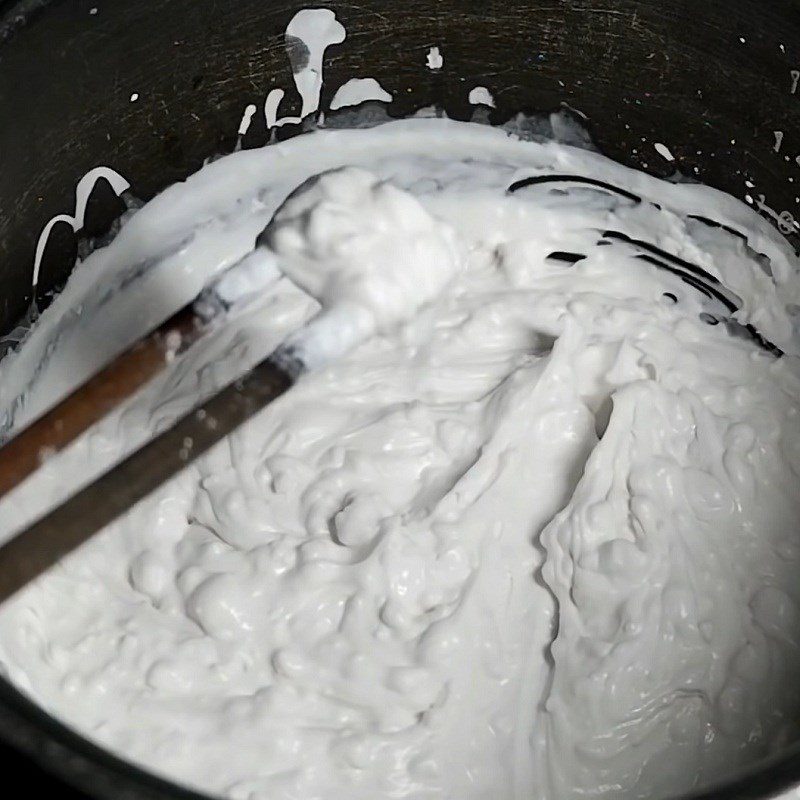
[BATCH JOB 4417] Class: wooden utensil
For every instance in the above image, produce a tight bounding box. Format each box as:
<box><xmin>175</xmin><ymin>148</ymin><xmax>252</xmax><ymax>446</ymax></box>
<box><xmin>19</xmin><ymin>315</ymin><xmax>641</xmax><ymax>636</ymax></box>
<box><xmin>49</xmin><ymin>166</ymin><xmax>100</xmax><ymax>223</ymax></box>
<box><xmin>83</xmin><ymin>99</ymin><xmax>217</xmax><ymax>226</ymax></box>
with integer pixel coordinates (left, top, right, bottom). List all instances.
<box><xmin>0</xmin><ymin>247</ymin><xmax>294</xmax><ymax>603</ymax></box>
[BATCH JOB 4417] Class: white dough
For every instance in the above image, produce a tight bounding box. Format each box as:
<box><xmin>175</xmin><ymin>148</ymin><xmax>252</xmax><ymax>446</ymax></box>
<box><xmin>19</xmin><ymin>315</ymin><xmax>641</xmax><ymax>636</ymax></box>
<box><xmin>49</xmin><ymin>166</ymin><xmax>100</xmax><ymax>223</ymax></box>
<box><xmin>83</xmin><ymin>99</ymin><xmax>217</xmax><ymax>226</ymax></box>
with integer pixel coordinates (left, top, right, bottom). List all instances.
<box><xmin>1</xmin><ymin>118</ymin><xmax>800</xmax><ymax>800</ymax></box>
<box><xmin>262</xmin><ymin>166</ymin><xmax>461</xmax><ymax>371</ymax></box>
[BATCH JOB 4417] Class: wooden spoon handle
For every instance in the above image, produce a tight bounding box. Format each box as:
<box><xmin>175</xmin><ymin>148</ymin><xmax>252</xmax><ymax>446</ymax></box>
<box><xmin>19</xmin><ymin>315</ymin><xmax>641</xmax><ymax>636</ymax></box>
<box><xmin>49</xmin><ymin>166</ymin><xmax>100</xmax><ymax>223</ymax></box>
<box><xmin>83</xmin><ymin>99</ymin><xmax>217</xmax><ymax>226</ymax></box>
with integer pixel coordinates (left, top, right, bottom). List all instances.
<box><xmin>0</xmin><ymin>304</ymin><xmax>207</xmax><ymax>499</ymax></box>
<box><xmin>0</xmin><ymin>353</ymin><xmax>292</xmax><ymax>603</ymax></box>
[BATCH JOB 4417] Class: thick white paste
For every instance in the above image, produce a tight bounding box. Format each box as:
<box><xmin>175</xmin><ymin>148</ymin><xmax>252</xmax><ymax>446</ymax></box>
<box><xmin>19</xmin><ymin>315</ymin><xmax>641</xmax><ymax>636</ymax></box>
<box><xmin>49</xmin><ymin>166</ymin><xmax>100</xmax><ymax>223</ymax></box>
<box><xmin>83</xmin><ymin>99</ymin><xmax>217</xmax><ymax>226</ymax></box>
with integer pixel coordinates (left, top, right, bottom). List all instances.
<box><xmin>1</xmin><ymin>119</ymin><xmax>800</xmax><ymax>800</ymax></box>
<box><xmin>262</xmin><ymin>166</ymin><xmax>461</xmax><ymax>371</ymax></box>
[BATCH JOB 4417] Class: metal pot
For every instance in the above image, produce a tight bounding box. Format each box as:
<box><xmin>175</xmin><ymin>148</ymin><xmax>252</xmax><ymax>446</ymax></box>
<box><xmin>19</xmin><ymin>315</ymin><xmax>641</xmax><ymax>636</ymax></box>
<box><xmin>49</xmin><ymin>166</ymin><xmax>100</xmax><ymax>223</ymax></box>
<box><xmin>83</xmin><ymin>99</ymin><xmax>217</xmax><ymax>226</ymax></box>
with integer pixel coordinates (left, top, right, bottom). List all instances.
<box><xmin>1</xmin><ymin>1</ymin><xmax>799</xmax><ymax>797</ymax></box>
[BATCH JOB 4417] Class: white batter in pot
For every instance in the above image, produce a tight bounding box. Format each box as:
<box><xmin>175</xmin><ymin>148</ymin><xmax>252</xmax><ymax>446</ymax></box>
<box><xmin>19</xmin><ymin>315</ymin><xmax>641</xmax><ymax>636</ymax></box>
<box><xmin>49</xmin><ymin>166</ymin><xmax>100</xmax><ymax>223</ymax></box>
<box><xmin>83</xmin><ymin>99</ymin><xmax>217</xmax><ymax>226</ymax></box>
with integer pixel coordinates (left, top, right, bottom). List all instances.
<box><xmin>1</xmin><ymin>118</ymin><xmax>800</xmax><ymax>800</ymax></box>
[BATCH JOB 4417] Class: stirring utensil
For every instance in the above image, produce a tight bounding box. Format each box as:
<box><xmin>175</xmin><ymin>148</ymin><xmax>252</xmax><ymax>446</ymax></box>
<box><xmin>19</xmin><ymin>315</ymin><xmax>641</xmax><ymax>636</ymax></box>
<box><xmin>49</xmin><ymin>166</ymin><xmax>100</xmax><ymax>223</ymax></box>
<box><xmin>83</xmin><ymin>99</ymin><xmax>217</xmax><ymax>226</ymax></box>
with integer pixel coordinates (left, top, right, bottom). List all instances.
<box><xmin>0</xmin><ymin>353</ymin><xmax>292</xmax><ymax>603</ymax></box>
<box><xmin>0</xmin><ymin>248</ymin><xmax>282</xmax><ymax>501</ymax></box>
<box><xmin>0</xmin><ymin>246</ymin><xmax>295</xmax><ymax>603</ymax></box>
<box><xmin>0</xmin><ymin>165</ymin><xmax>463</xmax><ymax>602</ymax></box>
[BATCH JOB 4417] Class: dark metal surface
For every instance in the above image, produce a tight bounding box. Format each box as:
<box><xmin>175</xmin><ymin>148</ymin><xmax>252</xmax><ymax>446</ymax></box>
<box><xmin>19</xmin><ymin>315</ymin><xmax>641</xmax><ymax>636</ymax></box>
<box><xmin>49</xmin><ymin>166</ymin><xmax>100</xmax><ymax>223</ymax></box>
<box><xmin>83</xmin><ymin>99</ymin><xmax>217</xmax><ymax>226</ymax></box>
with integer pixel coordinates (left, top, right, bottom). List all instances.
<box><xmin>1</xmin><ymin>0</ymin><xmax>800</xmax><ymax>798</ymax></box>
